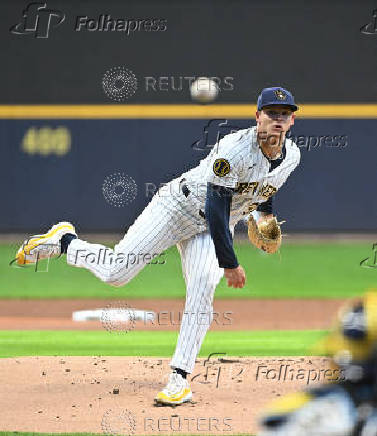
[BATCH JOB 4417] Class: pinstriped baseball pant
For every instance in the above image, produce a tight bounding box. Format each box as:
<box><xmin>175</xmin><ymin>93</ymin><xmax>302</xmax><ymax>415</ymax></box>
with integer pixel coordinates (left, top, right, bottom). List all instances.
<box><xmin>66</xmin><ymin>192</ymin><xmax>224</xmax><ymax>373</ymax></box>
<box><xmin>170</xmin><ymin>232</ymin><xmax>224</xmax><ymax>372</ymax></box>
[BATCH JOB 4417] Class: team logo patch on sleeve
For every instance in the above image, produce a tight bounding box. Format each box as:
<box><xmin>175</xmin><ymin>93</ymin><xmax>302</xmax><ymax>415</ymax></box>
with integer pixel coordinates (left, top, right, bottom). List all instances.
<box><xmin>213</xmin><ymin>158</ymin><xmax>231</xmax><ymax>177</ymax></box>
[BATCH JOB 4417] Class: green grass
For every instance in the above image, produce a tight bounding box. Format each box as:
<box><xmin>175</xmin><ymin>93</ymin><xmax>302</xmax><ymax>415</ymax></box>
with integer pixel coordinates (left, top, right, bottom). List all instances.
<box><xmin>0</xmin><ymin>329</ymin><xmax>326</xmax><ymax>358</ymax></box>
<box><xmin>0</xmin><ymin>434</ymin><xmax>103</xmax><ymax>436</ymax></box>
<box><xmin>0</xmin><ymin>431</ymin><xmax>254</xmax><ymax>436</ymax></box>
<box><xmin>1</xmin><ymin>242</ymin><xmax>375</xmax><ymax>299</ymax></box>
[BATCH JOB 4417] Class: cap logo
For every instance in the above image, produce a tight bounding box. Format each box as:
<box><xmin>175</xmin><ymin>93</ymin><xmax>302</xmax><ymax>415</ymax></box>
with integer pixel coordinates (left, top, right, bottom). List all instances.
<box><xmin>274</xmin><ymin>89</ymin><xmax>286</xmax><ymax>100</ymax></box>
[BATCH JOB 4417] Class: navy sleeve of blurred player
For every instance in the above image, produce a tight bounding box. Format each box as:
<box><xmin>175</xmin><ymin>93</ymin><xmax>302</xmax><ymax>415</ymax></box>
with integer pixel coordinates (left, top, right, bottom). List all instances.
<box><xmin>205</xmin><ymin>183</ymin><xmax>239</xmax><ymax>269</ymax></box>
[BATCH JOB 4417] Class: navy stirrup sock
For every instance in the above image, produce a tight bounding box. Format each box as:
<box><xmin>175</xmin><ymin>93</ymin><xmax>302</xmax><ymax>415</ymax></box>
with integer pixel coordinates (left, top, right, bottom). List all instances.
<box><xmin>174</xmin><ymin>368</ymin><xmax>187</xmax><ymax>379</ymax></box>
<box><xmin>61</xmin><ymin>233</ymin><xmax>77</xmax><ymax>254</ymax></box>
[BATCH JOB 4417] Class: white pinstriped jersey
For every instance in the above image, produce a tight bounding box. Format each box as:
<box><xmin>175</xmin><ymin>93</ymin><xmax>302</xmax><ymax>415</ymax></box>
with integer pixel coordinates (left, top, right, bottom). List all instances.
<box><xmin>179</xmin><ymin>126</ymin><xmax>301</xmax><ymax>227</ymax></box>
<box><xmin>66</xmin><ymin>125</ymin><xmax>301</xmax><ymax>376</ymax></box>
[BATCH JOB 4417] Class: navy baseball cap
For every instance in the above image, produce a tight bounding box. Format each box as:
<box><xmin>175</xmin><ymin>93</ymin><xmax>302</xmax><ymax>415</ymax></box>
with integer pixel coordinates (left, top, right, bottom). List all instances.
<box><xmin>257</xmin><ymin>87</ymin><xmax>298</xmax><ymax>111</ymax></box>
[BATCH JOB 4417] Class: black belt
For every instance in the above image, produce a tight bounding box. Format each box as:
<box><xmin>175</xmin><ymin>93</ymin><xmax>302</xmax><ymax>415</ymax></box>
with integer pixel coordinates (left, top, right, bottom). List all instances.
<box><xmin>180</xmin><ymin>179</ymin><xmax>206</xmax><ymax>219</ymax></box>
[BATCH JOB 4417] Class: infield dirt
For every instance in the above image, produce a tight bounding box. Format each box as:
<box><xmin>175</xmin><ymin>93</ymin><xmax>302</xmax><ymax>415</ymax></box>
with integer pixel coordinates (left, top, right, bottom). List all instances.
<box><xmin>0</xmin><ymin>298</ymin><xmax>347</xmax><ymax>434</ymax></box>
<box><xmin>0</xmin><ymin>355</ymin><xmax>339</xmax><ymax>434</ymax></box>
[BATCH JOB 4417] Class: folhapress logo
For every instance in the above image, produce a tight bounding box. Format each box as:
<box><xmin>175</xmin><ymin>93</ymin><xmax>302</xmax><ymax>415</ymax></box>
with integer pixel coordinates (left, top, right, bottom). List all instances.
<box><xmin>10</xmin><ymin>2</ymin><xmax>65</xmax><ymax>38</ymax></box>
<box><xmin>360</xmin><ymin>9</ymin><xmax>377</xmax><ymax>35</ymax></box>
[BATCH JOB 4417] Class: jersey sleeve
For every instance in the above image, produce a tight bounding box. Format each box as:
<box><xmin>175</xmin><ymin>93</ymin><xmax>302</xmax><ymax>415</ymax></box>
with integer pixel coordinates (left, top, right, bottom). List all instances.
<box><xmin>205</xmin><ymin>183</ymin><xmax>238</xmax><ymax>268</ymax></box>
<box><xmin>205</xmin><ymin>134</ymin><xmax>246</xmax><ymax>188</ymax></box>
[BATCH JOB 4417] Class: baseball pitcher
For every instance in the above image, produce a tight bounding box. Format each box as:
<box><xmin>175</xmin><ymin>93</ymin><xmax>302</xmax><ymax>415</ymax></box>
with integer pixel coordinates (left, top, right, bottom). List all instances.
<box><xmin>15</xmin><ymin>87</ymin><xmax>300</xmax><ymax>405</ymax></box>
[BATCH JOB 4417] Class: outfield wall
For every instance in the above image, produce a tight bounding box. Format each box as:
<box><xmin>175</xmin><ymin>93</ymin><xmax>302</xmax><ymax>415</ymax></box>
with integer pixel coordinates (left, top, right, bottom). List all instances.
<box><xmin>2</xmin><ymin>1</ymin><xmax>376</xmax><ymax>232</ymax></box>
<box><xmin>1</xmin><ymin>115</ymin><xmax>376</xmax><ymax>232</ymax></box>
<box><xmin>2</xmin><ymin>0</ymin><xmax>376</xmax><ymax>104</ymax></box>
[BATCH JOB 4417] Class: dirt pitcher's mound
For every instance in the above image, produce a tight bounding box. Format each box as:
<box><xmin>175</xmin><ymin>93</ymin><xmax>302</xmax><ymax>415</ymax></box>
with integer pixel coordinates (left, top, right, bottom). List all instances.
<box><xmin>0</xmin><ymin>356</ymin><xmax>340</xmax><ymax>434</ymax></box>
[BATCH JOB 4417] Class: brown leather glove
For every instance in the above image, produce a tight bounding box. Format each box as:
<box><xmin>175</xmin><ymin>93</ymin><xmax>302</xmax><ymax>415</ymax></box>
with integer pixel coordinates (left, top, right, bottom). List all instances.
<box><xmin>247</xmin><ymin>215</ymin><xmax>282</xmax><ymax>254</ymax></box>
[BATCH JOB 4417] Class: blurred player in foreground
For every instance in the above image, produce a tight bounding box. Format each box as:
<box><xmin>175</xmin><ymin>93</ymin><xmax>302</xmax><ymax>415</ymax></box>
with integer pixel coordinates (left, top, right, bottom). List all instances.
<box><xmin>258</xmin><ymin>292</ymin><xmax>377</xmax><ymax>436</ymax></box>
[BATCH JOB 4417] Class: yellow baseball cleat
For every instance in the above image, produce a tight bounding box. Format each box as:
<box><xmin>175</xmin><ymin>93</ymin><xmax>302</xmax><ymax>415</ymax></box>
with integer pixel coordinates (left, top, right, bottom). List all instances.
<box><xmin>15</xmin><ymin>221</ymin><xmax>76</xmax><ymax>266</ymax></box>
<box><xmin>155</xmin><ymin>371</ymin><xmax>192</xmax><ymax>406</ymax></box>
